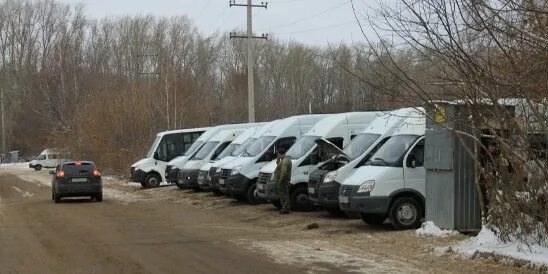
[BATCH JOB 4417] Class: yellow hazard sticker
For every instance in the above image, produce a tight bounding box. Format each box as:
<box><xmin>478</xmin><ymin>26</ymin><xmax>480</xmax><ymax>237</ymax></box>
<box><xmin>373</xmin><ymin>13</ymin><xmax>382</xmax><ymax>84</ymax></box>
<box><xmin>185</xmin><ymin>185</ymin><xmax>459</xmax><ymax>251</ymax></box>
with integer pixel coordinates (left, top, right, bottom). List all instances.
<box><xmin>435</xmin><ymin>107</ymin><xmax>446</xmax><ymax>123</ymax></box>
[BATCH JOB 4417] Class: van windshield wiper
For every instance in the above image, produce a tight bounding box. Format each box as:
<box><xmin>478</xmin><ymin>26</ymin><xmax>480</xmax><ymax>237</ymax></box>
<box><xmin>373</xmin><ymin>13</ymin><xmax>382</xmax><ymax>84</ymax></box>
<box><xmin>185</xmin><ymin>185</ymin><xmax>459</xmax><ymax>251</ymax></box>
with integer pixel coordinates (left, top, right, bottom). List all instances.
<box><xmin>370</xmin><ymin>158</ymin><xmax>389</xmax><ymax>166</ymax></box>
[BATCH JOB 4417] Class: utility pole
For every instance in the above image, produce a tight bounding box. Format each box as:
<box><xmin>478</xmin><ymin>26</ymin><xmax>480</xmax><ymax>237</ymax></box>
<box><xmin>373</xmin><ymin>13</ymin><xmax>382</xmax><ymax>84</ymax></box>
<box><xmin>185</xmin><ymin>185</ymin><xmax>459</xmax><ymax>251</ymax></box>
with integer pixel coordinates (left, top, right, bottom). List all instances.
<box><xmin>1</xmin><ymin>88</ymin><xmax>5</xmax><ymax>157</ymax></box>
<box><xmin>229</xmin><ymin>0</ymin><xmax>268</xmax><ymax>123</ymax></box>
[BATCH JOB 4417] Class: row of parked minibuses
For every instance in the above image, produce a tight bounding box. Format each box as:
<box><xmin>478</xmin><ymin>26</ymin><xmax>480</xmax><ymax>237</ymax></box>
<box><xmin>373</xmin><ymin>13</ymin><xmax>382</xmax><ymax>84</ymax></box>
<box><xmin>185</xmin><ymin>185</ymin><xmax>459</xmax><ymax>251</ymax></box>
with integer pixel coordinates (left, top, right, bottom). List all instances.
<box><xmin>131</xmin><ymin>108</ymin><xmax>426</xmax><ymax>229</ymax></box>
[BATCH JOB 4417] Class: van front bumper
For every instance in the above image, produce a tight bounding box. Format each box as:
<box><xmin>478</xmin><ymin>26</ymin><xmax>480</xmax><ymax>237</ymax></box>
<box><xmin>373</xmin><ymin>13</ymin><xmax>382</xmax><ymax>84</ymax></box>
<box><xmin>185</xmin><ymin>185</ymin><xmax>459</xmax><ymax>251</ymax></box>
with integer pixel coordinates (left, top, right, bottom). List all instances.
<box><xmin>178</xmin><ymin>169</ymin><xmax>200</xmax><ymax>188</ymax></box>
<box><xmin>131</xmin><ymin>168</ymin><xmax>147</xmax><ymax>183</ymax></box>
<box><xmin>257</xmin><ymin>180</ymin><xmax>279</xmax><ymax>200</ymax></box>
<box><xmin>226</xmin><ymin>174</ymin><xmax>252</xmax><ymax>197</ymax></box>
<box><xmin>348</xmin><ymin>196</ymin><xmax>390</xmax><ymax>215</ymax></box>
<box><xmin>317</xmin><ymin>181</ymin><xmax>341</xmax><ymax>209</ymax></box>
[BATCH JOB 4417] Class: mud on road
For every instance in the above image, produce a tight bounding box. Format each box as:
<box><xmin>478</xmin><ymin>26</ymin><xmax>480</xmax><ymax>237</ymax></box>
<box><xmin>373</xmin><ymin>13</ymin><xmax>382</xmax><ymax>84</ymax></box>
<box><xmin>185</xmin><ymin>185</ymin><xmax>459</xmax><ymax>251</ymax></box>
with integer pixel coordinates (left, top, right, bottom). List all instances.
<box><xmin>0</xmin><ymin>166</ymin><xmax>532</xmax><ymax>273</ymax></box>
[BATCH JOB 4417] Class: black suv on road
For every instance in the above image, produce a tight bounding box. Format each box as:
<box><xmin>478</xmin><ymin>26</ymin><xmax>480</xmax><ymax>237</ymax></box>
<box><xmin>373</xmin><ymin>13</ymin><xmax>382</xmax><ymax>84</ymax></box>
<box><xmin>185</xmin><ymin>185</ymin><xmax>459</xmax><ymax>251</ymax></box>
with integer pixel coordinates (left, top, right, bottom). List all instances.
<box><xmin>50</xmin><ymin>161</ymin><xmax>103</xmax><ymax>203</ymax></box>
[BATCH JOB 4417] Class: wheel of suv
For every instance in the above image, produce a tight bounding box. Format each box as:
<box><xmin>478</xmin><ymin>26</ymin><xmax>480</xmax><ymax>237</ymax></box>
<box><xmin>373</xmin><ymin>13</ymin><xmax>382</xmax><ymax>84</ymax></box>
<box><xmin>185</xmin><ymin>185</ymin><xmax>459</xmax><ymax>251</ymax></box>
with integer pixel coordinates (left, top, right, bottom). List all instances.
<box><xmin>360</xmin><ymin>213</ymin><xmax>386</xmax><ymax>225</ymax></box>
<box><xmin>34</xmin><ymin>165</ymin><xmax>42</xmax><ymax>171</ymax></box>
<box><xmin>246</xmin><ymin>182</ymin><xmax>262</xmax><ymax>205</ymax></box>
<box><xmin>144</xmin><ymin>173</ymin><xmax>161</xmax><ymax>188</ymax></box>
<box><xmin>54</xmin><ymin>192</ymin><xmax>61</xmax><ymax>203</ymax></box>
<box><xmin>388</xmin><ymin>197</ymin><xmax>423</xmax><ymax>229</ymax></box>
<box><xmin>271</xmin><ymin>200</ymin><xmax>282</xmax><ymax>209</ymax></box>
<box><xmin>290</xmin><ymin>186</ymin><xmax>314</xmax><ymax>211</ymax></box>
<box><xmin>96</xmin><ymin>193</ymin><xmax>103</xmax><ymax>202</ymax></box>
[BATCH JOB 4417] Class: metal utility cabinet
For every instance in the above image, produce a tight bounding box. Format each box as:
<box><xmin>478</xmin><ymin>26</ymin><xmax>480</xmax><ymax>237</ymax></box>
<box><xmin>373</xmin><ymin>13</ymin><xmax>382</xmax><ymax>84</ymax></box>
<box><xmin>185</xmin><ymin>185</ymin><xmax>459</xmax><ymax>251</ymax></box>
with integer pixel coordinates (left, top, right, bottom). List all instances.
<box><xmin>425</xmin><ymin>103</ymin><xmax>482</xmax><ymax>232</ymax></box>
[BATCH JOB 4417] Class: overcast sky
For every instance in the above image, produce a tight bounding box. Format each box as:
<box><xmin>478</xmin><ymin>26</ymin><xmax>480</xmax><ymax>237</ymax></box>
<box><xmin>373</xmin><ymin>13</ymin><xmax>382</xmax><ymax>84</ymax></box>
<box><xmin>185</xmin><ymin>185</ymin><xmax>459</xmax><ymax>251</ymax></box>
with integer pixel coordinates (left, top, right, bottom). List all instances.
<box><xmin>57</xmin><ymin>0</ymin><xmax>379</xmax><ymax>46</ymax></box>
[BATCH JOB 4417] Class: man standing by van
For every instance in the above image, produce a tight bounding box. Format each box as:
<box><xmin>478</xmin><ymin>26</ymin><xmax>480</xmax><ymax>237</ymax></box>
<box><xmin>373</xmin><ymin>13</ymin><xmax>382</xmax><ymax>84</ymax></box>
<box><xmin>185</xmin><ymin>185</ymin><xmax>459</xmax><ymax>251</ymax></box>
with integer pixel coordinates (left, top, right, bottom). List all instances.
<box><xmin>274</xmin><ymin>148</ymin><xmax>292</xmax><ymax>214</ymax></box>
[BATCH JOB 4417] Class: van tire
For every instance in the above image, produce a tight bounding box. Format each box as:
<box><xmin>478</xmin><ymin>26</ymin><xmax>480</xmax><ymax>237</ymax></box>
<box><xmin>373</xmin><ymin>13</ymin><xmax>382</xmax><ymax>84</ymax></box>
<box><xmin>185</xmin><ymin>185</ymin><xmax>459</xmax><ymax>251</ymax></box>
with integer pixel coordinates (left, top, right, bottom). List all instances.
<box><xmin>140</xmin><ymin>182</ymin><xmax>147</xmax><ymax>188</ymax></box>
<box><xmin>290</xmin><ymin>186</ymin><xmax>314</xmax><ymax>211</ymax></box>
<box><xmin>34</xmin><ymin>165</ymin><xmax>42</xmax><ymax>171</ymax></box>
<box><xmin>144</xmin><ymin>174</ymin><xmax>161</xmax><ymax>188</ymax></box>
<box><xmin>326</xmin><ymin>207</ymin><xmax>344</xmax><ymax>216</ymax></box>
<box><xmin>388</xmin><ymin>197</ymin><xmax>423</xmax><ymax>229</ymax></box>
<box><xmin>360</xmin><ymin>213</ymin><xmax>386</xmax><ymax>225</ymax></box>
<box><xmin>246</xmin><ymin>182</ymin><xmax>262</xmax><ymax>205</ymax></box>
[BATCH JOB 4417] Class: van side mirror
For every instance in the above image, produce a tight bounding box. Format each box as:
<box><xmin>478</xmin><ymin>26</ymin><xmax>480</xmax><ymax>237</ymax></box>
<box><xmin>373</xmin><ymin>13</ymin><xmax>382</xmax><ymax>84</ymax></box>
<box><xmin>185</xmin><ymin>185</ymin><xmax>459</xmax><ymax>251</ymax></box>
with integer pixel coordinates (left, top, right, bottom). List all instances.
<box><xmin>407</xmin><ymin>154</ymin><xmax>417</xmax><ymax>168</ymax></box>
<box><xmin>153</xmin><ymin>151</ymin><xmax>159</xmax><ymax>160</ymax></box>
<box><xmin>49</xmin><ymin>170</ymin><xmax>55</xmax><ymax>175</ymax></box>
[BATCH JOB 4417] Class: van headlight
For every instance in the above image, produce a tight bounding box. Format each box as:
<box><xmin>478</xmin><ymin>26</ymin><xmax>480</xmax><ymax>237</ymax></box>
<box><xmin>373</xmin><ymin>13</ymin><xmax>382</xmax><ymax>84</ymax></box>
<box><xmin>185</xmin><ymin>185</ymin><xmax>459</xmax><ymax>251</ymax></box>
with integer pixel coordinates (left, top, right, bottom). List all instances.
<box><xmin>322</xmin><ymin>171</ymin><xmax>338</xmax><ymax>184</ymax></box>
<box><xmin>357</xmin><ymin>180</ymin><xmax>375</xmax><ymax>193</ymax></box>
<box><xmin>231</xmin><ymin>166</ymin><xmax>242</xmax><ymax>175</ymax></box>
<box><xmin>216</xmin><ymin>167</ymin><xmax>222</xmax><ymax>173</ymax></box>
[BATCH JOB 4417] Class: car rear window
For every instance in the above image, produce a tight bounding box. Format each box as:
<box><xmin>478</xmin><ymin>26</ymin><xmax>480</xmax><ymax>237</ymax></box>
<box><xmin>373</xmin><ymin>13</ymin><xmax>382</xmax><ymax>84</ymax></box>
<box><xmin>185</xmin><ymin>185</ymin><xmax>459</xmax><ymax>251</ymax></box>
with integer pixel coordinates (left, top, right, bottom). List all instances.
<box><xmin>63</xmin><ymin>162</ymin><xmax>96</xmax><ymax>175</ymax></box>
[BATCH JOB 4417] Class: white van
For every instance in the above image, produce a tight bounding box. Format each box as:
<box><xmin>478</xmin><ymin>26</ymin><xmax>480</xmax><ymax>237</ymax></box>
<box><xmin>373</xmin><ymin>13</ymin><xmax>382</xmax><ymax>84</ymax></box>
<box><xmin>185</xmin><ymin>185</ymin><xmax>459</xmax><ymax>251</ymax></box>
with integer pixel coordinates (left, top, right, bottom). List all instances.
<box><xmin>164</xmin><ymin>123</ymin><xmax>258</xmax><ymax>189</ymax></box>
<box><xmin>131</xmin><ymin>128</ymin><xmax>209</xmax><ymax>188</ymax></box>
<box><xmin>309</xmin><ymin>108</ymin><xmax>422</xmax><ymax>214</ymax></box>
<box><xmin>178</xmin><ymin>129</ymin><xmax>246</xmax><ymax>190</ymax></box>
<box><xmin>220</xmin><ymin>114</ymin><xmax>330</xmax><ymax>204</ymax></box>
<box><xmin>338</xmin><ymin>108</ymin><xmax>426</xmax><ymax>229</ymax></box>
<box><xmin>29</xmin><ymin>148</ymin><xmax>68</xmax><ymax>171</ymax></box>
<box><xmin>207</xmin><ymin>121</ymin><xmax>279</xmax><ymax>194</ymax></box>
<box><xmin>197</xmin><ymin>126</ymin><xmax>261</xmax><ymax>191</ymax></box>
<box><xmin>256</xmin><ymin>112</ymin><xmax>381</xmax><ymax>211</ymax></box>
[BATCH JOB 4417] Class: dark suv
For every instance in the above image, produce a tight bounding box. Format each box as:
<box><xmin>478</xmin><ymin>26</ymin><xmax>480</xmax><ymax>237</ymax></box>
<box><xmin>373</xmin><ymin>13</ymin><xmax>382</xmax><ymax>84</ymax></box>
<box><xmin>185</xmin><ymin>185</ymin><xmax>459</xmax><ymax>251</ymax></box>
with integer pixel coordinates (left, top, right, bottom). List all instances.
<box><xmin>50</xmin><ymin>161</ymin><xmax>103</xmax><ymax>203</ymax></box>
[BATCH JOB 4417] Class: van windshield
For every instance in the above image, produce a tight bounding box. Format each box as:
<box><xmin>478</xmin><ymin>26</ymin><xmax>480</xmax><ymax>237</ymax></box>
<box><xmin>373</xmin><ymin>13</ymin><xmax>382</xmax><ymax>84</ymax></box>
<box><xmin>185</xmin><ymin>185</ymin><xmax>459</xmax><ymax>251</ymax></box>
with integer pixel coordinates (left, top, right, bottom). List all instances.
<box><xmin>184</xmin><ymin>141</ymin><xmax>203</xmax><ymax>156</ymax></box>
<box><xmin>146</xmin><ymin>136</ymin><xmax>162</xmax><ymax>158</ymax></box>
<box><xmin>36</xmin><ymin>154</ymin><xmax>46</xmax><ymax>160</ymax></box>
<box><xmin>286</xmin><ymin>136</ymin><xmax>319</xmax><ymax>159</ymax></box>
<box><xmin>192</xmin><ymin>141</ymin><xmax>219</xmax><ymax>160</ymax></box>
<box><xmin>343</xmin><ymin>133</ymin><xmax>381</xmax><ymax>160</ymax></box>
<box><xmin>244</xmin><ymin>136</ymin><xmax>275</xmax><ymax>157</ymax></box>
<box><xmin>231</xmin><ymin>138</ymin><xmax>256</xmax><ymax>157</ymax></box>
<box><xmin>366</xmin><ymin>135</ymin><xmax>419</xmax><ymax>167</ymax></box>
<box><xmin>215</xmin><ymin>143</ymin><xmax>238</xmax><ymax>160</ymax></box>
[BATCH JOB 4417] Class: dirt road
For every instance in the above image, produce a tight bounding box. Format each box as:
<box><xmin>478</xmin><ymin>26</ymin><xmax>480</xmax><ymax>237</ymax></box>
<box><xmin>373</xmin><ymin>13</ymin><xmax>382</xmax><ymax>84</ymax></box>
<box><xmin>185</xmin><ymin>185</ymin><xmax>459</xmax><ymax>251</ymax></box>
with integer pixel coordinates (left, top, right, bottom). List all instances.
<box><xmin>0</xmin><ymin>166</ymin><xmax>531</xmax><ymax>273</ymax></box>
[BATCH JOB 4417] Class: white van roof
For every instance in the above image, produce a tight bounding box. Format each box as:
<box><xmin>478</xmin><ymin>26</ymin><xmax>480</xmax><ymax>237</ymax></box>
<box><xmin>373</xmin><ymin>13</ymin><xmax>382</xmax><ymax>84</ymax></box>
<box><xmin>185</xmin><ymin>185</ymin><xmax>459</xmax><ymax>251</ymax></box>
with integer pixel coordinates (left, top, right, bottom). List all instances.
<box><xmin>364</xmin><ymin>107</ymin><xmax>424</xmax><ymax>135</ymax></box>
<box><xmin>209</xmin><ymin>129</ymin><xmax>245</xmax><ymax>142</ymax></box>
<box><xmin>390</xmin><ymin>107</ymin><xmax>426</xmax><ymax>136</ymax></box>
<box><xmin>262</xmin><ymin>114</ymin><xmax>330</xmax><ymax>137</ymax></box>
<box><xmin>196</xmin><ymin>123</ymin><xmax>259</xmax><ymax>143</ymax></box>
<box><xmin>305</xmin><ymin>112</ymin><xmax>381</xmax><ymax>137</ymax></box>
<box><xmin>232</xmin><ymin>127</ymin><xmax>259</xmax><ymax>145</ymax></box>
<box><xmin>157</xmin><ymin>127</ymin><xmax>210</xmax><ymax>137</ymax></box>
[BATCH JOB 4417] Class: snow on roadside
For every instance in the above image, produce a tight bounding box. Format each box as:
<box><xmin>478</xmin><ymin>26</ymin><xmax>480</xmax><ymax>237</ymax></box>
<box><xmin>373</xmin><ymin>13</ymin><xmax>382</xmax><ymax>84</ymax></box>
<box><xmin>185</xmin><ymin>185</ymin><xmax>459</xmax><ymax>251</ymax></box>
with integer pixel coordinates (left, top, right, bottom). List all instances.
<box><xmin>441</xmin><ymin>227</ymin><xmax>548</xmax><ymax>268</ymax></box>
<box><xmin>416</xmin><ymin>221</ymin><xmax>459</xmax><ymax>237</ymax></box>
<box><xmin>0</xmin><ymin>162</ymin><xmax>30</xmax><ymax>169</ymax></box>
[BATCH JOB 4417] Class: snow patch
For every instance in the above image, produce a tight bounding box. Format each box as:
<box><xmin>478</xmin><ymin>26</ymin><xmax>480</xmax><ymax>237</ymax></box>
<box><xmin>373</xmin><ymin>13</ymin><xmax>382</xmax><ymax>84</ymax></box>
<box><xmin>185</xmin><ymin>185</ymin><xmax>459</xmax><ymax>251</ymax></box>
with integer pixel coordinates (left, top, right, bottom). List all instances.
<box><xmin>416</xmin><ymin>221</ymin><xmax>459</xmax><ymax>237</ymax></box>
<box><xmin>446</xmin><ymin>227</ymin><xmax>548</xmax><ymax>267</ymax></box>
<box><xmin>22</xmin><ymin>191</ymin><xmax>34</xmax><ymax>198</ymax></box>
<box><xmin>242</xmin><ymin>240</ymin><xmax>422</xmax><ymax>273</ymax></box>
<box><xmin>0</xmin><ymin>162</ymin><xmax>30</xmax><ymax>169</ymax></box>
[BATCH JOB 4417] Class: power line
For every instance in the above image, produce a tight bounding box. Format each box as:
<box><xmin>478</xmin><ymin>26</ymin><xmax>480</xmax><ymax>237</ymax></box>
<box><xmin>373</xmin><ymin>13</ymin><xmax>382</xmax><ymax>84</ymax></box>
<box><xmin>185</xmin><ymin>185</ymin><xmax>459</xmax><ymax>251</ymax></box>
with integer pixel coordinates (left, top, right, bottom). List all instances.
<box><xmin>260</xmin><ymin>0</ymin><xmax>350</xmax><ymax>31</ymax></box>
<box><xmin>270</xmin><ymin>20</ymin><xmax>355</xmax><ymax>35</ymax></box>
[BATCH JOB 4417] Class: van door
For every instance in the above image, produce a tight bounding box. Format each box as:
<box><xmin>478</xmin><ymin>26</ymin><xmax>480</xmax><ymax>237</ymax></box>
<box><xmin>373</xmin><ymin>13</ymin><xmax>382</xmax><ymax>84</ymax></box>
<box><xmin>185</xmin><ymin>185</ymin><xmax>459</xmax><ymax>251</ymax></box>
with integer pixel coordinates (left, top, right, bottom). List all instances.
<box><xmin>403</xmin><ymin>138</ymin><xmax>426</xmax><ymax>194</ymax></box>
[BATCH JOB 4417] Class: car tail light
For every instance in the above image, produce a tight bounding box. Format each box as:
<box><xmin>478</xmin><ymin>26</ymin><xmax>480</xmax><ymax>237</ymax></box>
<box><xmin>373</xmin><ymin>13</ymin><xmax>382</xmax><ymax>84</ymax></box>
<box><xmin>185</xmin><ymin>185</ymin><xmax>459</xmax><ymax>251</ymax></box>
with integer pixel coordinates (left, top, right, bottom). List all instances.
<box><xmin>57</xmin><ymin>170</ymin><xmax>65</xmax><ymax>177</ymax></box>
<box><xmin>93</xmin><ymin>169</ymin><xmax>101</xmax><ymax>177</ymax></box>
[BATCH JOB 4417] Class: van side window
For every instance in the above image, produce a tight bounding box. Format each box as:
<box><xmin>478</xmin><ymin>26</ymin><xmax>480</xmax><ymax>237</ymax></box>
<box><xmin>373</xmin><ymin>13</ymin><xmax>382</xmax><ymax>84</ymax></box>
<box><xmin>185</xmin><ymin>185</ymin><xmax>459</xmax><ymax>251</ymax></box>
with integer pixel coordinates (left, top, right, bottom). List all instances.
<box><xmin>211</xmin><ymin>142</ymin><xmax>231</xmax><ymax>160</ymax></box>
<box><xmin>350</xmin><ymin>134</ymin><xmax>357</xmax><ymax>140</ymax></box>
<box><xmin>406</xmin><ymin>139</ymin><xmax>425</xmax><ymax>167</ymax></box>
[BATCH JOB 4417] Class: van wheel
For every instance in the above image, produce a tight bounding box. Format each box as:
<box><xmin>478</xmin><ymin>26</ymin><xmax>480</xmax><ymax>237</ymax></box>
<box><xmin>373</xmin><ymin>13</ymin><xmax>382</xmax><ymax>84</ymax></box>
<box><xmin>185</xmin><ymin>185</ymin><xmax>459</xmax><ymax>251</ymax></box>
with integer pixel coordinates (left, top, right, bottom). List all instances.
<box><xmin>271</xmin><ymin>200</ymin><xmax>282</xmax><ymax>209</ymax></box>
<box><xmin>246</xmin><ymin>182</ymin><xmax>262</xmax><ymax>205</ymax></box>
<box><xmin>326</xmin><ymin>207</ymin><xmax>344</xmax><ymax>216</ymax></box>
<box><xmin>34</xmin><ymin>165</ymin><xmax>42</xmax><ymax>171</ymax></box>
<box><xmin>290</xmin><ymin>186</ymin><xmax>314</xmax><ymax>211</ymax></box>
<box><xmin>360</xmin><ymin>213</ymin><xmax>386</xmax><ymax>225</ymax></box>
<box><xmin>388</xmin><ymin>197</ymin><xmax>423</xmax><ymax>229</ymax></box>
<box><xmin>144</xmin><ymin>174</ymin><xmax>161</xmax><ymax>188</ymax></box>
<box><xmin>140</xmin><ymin>182</ymin><xmax>147</xmax><ymax>188</ymax></box>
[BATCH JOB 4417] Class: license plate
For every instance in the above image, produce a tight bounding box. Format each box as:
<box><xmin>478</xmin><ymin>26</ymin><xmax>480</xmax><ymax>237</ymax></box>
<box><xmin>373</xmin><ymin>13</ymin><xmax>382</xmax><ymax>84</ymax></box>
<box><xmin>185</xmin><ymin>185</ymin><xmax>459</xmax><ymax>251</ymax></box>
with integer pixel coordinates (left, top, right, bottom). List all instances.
<box><xmin>308</xmin><ymin>187</ymin><xmax>315</xmax><ymax>194</ymax></box>
<box><xmin>72</xmin><ymin>178</ymin><xmax>87</xmax><ymax>183</ymax></box>
<box><xmin>219</xmin><ymin>179</ymin><xmax>225</xmax><ymax>186</ymax></box>
<box><xmin>339</xmin><ymin>196</ymin><xmax>349</xmax><ymax>203</ymax></box>
<box><xmin>257</xmin><ymin>184</ymin><xmax>264</xmax><ymax>190</ymax></box>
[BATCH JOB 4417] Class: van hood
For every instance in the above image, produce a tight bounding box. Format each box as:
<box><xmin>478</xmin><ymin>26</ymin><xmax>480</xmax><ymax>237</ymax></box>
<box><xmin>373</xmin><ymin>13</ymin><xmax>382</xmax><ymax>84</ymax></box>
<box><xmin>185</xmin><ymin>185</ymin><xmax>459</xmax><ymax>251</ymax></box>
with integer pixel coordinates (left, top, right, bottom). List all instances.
<box><xmin>183</xmin><ymin>159</ymin><xmax>204</xmax><ymax>170</ymax></box>
<box><xmin>167</xmin><ymin>155</ymin><xmax>191</xmax><ymax>168</ymax></box>
<box><xmin>131</xmin><ymin>157</ymin><xmax>153</xmax><ymax>168</ymax></box>
<box><xmin>315</xmin><ymin>138</ymin><xmax>348</xmax><ymax>161</ymax></box>
<box><xmin>340</xmin><ymin>166</ymin><xmax>393</xmax><ymax>186</ymax></box>
<box><xmin>219</xmin><ymin>156</ymin><xmax>253</xmax><ymax>170</ymax></box>
<box><xmin>200</xmin><ymin>162</ymin><xmax>213</xmax><ymax>172</ymax></box>
<box><xmin>260</xmin><ymin>160</ymin><xmax>277</xmax><ymax>174</ymax></box>
<box><xmin>211</xmin><ymin>156</ymin><xmax>234</xmax><ymax>169</ymax></box>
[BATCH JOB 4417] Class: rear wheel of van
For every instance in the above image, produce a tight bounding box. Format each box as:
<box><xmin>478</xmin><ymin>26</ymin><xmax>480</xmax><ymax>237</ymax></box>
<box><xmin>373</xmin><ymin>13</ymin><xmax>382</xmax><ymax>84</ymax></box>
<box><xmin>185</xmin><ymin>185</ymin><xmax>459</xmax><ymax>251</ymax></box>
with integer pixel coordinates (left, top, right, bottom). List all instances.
<box><xmin>360</xmin><ymin>214</ymin><xmax>386</xmax><ymax>225</ymax></box>
<box><xmin>271</xmin><ymin>200</ymin><xmax>282</xmax><ymax>209</ymax></box>
<box><xmin>388</xmin><ymin>197</ymin><xmax>423</xmax><ymax>229</ymax></box>
<box><xmin>144</xmin><ymin>174</ymin><xmax>161</xmax><ymax>188</ymax></box>
<box><xmin>290</xmin><ymin>186</ymin><xmax>314</xmax><ymax>211</ymax></box>
<box><xmin>34</xmin><ymin>165</ymin><xmax>42</xmax><ymax>171</ymax></box>
<box><xmin>246</xmin><ymin>182</ymin><xmax>262</xmax><ymax>205</ymax></box>
<box><xmin>326</xmin><ymin>207</ymin><xmax>344</xmax><ymax>216</ymax></box>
